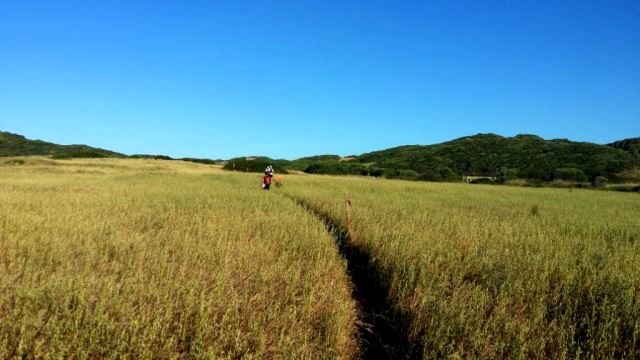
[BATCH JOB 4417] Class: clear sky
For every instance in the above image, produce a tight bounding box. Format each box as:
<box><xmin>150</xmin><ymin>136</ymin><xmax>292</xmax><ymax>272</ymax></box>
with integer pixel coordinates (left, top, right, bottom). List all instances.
<box><xmin>1</xmin><ymin>1</ymin><xmax>639</xmax><ymax>159</ymax></box>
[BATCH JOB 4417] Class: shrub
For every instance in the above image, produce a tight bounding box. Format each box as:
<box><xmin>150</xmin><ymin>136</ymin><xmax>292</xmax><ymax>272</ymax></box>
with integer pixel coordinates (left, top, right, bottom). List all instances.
<box><xmin>526</xmin><ymin>179</ymin><xmax>545</xmax><ymax>187</ymax></box>
<box><xmin>418</xmin><ymin>170</ymin><xmax>443</xmax><ymax>182</ymax></box>
<box><xmin>607</xmin><ymin>184</ymin><xmax>640</xmax><ymax>193</ymax></box>
<box><xmin>390</xmin><ymin>169</ymin><xmax>419</xmax><ymax>180</ymax></box>
<box><xmin>369</xmin><ymin>168</ymin><xmax>385</xmax><ymax>177</ymax></box>
<box><xmin>438</xmin><ymin>167</ymin><xmax>459</xmax><ymax>181</ymax></box>
<box><xmin>52</xmin><ymin>151</ymin><xmax>111</xmax><ymax>159</ymax></box>
<box><xmin>594</xmin><ymin>176</ymin><xmax>608</xmax><ymax>188</ymax></box>
<box><xmin>130</xmin><ymin>154</ymin><xmax>175</xmax><ymax>160</ymax></box>
<box><xmin>303</xmin><ymin>161</ymin><xmax>367</xmax><ymax>176</ymax></box>
<box><xmin>470</xmin><ymin>177</ymin><xmax>496</xmax><ymax>185</ymax></box>
<box><xmin>553</xmin><ymin>168</ymin><xmax>588</xmax><ymax>182</ymax></box>
<box><xmin>497</xmin><ymin>168</ymin><xmax>520</xmax><ymax>183</ymax></box>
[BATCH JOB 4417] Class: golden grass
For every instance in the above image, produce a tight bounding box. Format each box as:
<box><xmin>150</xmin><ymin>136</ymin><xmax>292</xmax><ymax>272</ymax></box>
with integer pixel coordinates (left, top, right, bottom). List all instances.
<box><xmin>0</xmin><ymin>158</ymin><xmax>357</xmax><ymax>359</ymax></box>
<box><xmin>3</xmin><ymin>157</ymin><xmax>639</xmax><ymax>359</ymax></box>
<box><xmin>284</xmin><ymin>175</ymin><xmax>640</xmax><ymax>359</ymax></box>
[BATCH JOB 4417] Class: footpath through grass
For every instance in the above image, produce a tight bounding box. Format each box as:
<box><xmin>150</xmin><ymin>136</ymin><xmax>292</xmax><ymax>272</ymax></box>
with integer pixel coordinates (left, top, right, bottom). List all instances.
<box><xmin>0</xmin><ymin>158</ymin><xmax>357</xmax><ymax>359</ymax></box>
<box><xmin>284</xmin><ymin>175</ymin><xmax>640</xmax><ymax>359</ymax></box>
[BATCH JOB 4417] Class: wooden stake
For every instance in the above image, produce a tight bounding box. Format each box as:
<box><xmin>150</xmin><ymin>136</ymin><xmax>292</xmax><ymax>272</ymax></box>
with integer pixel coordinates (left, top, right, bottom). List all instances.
<box><xmin>344</xmin><ymin>191</ymin><xmax>352</xmax><ymax>229</ymax></box>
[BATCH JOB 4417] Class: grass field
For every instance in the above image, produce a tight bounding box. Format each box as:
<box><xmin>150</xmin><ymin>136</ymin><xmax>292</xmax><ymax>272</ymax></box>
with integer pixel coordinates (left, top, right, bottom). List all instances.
<box><xmin>0</xmin><ymin>158</ymin><xmax>357</xmax><ymax>359</ymax></box>
<box><xmin>285</xmin><ymin>176</ymin><xmax>640</xmax><ymax>358</ymax></box>
<box><xmin>1</xmin><ymin>158</ymin><xmax>639</xmax><ymax>359</ymax></box>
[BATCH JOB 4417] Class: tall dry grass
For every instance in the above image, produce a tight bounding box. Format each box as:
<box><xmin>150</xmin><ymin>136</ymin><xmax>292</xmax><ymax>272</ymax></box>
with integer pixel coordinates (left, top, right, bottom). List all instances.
<box><xmin>0</xmin><ymin>158</ymin><xmax>357</xmax><ymax>359</ymax></box>
<box><xmin>285</xmin><ymin>175</ymin><xmax>640</xmax><ymax>358</ymax></box>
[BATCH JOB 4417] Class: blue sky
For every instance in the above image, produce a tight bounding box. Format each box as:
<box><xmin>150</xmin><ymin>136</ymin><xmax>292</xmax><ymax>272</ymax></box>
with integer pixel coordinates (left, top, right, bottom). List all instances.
<box><xmin>1</xmin><ymin>1</ymin><xmax>639</xmax><ymax>159</ymax></box>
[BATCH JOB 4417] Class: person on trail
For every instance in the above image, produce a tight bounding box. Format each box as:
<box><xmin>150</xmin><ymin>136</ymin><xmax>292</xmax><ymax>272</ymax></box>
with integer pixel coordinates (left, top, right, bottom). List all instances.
<box><xmin>262</xmin><ymin>166</ymin><xmax>274</xmax><ymax>190</ymax></box>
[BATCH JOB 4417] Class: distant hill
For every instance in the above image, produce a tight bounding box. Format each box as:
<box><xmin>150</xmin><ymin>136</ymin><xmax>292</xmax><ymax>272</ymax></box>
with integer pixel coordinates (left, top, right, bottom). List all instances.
<box><xmin>223</xmin><ymin>156</ymin><xmax>290</xmax><ymax>174</ymax></box>
<box><xmin>0</xmin><ymin>131</ymin><xmax>227</xmax><ymax>165</ymax></box>
<box><xmin>608</xmin><ymin>137</ymin><xmax>640</xmax><ymax>163</ymax></box>
<box><xmin>298</xmin><ymin>134</ymin><xmax>636</xmax><ymax>183</ymax></box>
<box><xmin>3</xmin><ymin>130</ymin><xmax>638</xmax><ymax>184</ymax></box>
<box><xmin>130</xmin><ymin>155</ymin><xmax>224</xmax><ymax>165</ymax></box>
<box><xmin>0</xmin><ymin>131</ymin><xmax>124</xmax><ymax>159</ymax></box>
<box><xmin>221</xmin><ymin>133</ymin><xmax>638</xmax><ymax>183</ymax></box>
<box><xmin>286</xmin><ymin>155</ymin><xmax>342</xmax><ymax>171</ymax></box>
<box><xmin>222</xmin><ymin>155</ymin><xmax>355</xmax><ymax>174</ymax></box>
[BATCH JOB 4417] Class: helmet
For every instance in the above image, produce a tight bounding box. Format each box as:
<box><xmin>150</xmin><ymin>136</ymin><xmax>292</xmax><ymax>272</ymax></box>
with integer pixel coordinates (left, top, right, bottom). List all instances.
<box><xmin>265</xmin><ymin>165</ymin><xmax>274</xmax><ymax>175</ymax></box>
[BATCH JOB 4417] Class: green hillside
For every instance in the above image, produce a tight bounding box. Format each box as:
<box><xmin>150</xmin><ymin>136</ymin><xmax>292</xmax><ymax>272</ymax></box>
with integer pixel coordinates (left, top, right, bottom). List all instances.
<box><xmin>609</xmin><ymin>137</ymin><xmax>640</xmax><ymax>163</ymax></box>
<box><xmin>4</xmin><ymin>130</ymin><xmax>637</xmax><ymax>185</ymax></box>
<box><xmin>287</xmin><ymin>154</ymin><xmax>342</xmax><ymax>171</ymax></box>
<box><xmin>223</xmin><ymin>156</ymin><xmax>290</xmax><ymax>174</ymax></box>
<box><xmin>0</xmin><ymin>131</ymin><xmax>124</xmax><ymax>159</ymax></box>
<box><xmin>222</xmin><ymin>155</ymin><xmax>347</xmax><ymax>174</ymax></box>
<box><xmin>302</xmin><ymin>134</ymin><xmax>635</xmax><ymax>183</ymax></box>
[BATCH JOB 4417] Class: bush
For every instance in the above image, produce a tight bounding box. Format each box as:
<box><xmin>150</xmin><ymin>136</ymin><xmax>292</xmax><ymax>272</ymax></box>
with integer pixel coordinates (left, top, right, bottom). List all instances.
<box><xmin>303</xmin><ymin>161</ymin><xmax>367</xmax><ymax>176</ymax></box>
<box><xmin>470</xmin><ymin>178</ymin><xmax>496</xmax><ymax>185</ymax></box>
<box><xmin>553</xmin><ymin>168</ymin><xmax>588</xmax><ymax>182</ymax></box>
<box><xmin>594</xmin><ymin>176</ymin><xmax>608</xmax><ymax>188</ymax></box>
<box><xmin>607</xmin><ymin>184</ymin><xmax>640</xmax><ymax>193</ymax></box>
<box><xmin>526</xmin><ymin>179</ymin><xmax>545</xmax><ymax>187</ymax></box>
<box><xmin>497</xmin><ymin>168</ymin><xmax>520</xmax><ymax>183</ymax></box>
<box><xmin>418</xmin><ymin>170</ymin><xmax>443</xmax><ymax>182</ymax></box>
<box><xmin>131</xmin><ymin>154</ymin><xmax>175</xmax><ymax>160</ymax></box>
<box><xmin>52</xmin><ymin>151</ymin><xmax>111</xmax><ymax>159</ymax></box>
<box><xmin>369</xmin><ymin>168</ymin><xmax>385</xmax><ymax>177</ymax></box>
<box><xmin>390</xmin><ymin>169</ymin><xmax>419</xmax><ymax>180</ymax></box>
<box><xmin>438</xmin><ymin>167</ymin><xmax>459</xmax><ymax>181</ymax></box>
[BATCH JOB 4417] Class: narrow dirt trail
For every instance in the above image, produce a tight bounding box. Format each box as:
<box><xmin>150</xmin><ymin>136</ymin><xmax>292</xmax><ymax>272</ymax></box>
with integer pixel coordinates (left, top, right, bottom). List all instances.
<box><xmin>288</xmin><ymin>196</ymin><xmax>422</xmax><ymax>359</ymax></box>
